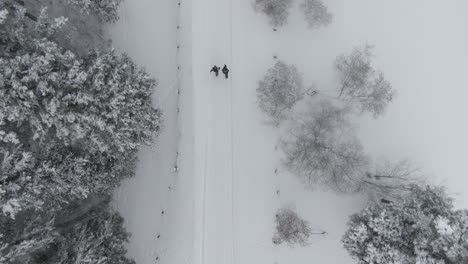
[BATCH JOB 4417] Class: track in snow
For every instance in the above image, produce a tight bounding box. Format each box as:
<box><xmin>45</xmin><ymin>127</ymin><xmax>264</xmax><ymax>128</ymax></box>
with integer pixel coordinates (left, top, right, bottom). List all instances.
<box><xmin>194</xmin><ymin>0</ymin><xmax>235</xmax><ymax>263</ymax></box>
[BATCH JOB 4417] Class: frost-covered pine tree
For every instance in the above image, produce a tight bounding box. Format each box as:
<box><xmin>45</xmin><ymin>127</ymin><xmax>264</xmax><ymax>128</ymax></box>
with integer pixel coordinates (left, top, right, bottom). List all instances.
<box><xmin>343</xmin><ymin>185</ymin><xmax>468</xmax><ymax>264</ymax></box>
<box><xmin>335</xmin><ymin>45</ymin><xmax>395</xmax><ymax>117</ymax></box>
<box><xmin>273</xmin><ymin>206</ymin><xmax>312</xmax><ymax>247</ymax></box>
<box><xmin>24</xmin><ymin>0</ymin><xmax>113</xmax><ymax>53</ymax></box>
<box><xmin>54</xmin><ymin>205</ymin><xmax>135</xmax><ymax>264</ymax></box>
<box><xmin>257</xmin><ymin>60</ymin><xmax>304</xmax><ymax>125</ymax></box>
<box><xmin>300</xmin><ymin>0</ymin><xmax>332</xmax><ymax>29</ymax></box>
<box><xmin>1</xmin><ymin>199</ymin><xmax>135</xmax><ymax>264</ymax></box>
<box><xmin>281</xmin><ymin>100</ymin><xmax>369</xmax><ymax>192</ymax></box>
<box><xmin>0</xmin><ymin>208</ymin><xmax>59</xmax><ymax>263</ymax></box>
<box><xmin>254</xmin><ymin>0</ymin><xmax>294</xmax><ymax>28</ymax></box>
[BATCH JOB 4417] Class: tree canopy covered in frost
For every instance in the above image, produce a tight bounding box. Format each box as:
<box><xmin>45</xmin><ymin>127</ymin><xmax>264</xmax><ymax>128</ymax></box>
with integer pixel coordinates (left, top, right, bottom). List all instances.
<box><xmin>300</xmin><ymin>0</ymin><xmax>332</xmax><ymax>29</ymax></box>
<box><xmin>254</xmin><ymin>0</ymin><xmax>294</xmax><ymax>27</ymax></box>
<box><xmin>54</xmin><ymin>204</ymin><xmax>135</xmax><ymax>264</ymax></box>
<box><xmin>1</xmin><ymin>197</ymin><xmax>135</xmax><ymax>264</ymax></box>
<box><xmin>343</xmin><ymin>185</ymin><xmax>468</xmax><ymax>264</ymax></box>
<box><xmin>273</xmin><ymin>206</ymin><xmax>312</xmax><ymax>247</ymax></box>
<box><xmin>335</xmin><ymin>45</ymin><xmax>395</xmax><ymax>117</ymax></box>
<box><xmin>11</xmin><ymin>0</ymin><xmax>113</xmax><ymax>54</ymax></box>
<box><xmin>0</xmin><ymin>5</ymin><xmax>160</xmax><ymax>262</ymax></box>
<box><xmin>257</xmin><ymin>60</ymin><xmax>304</xmax><ymax>125</ymax></box>
<box><xmin>18</xmin><ymin>0</ymin><xmax>123</xmax><ymax>24</ymax></box>
<box><xmin>281</xmin><ymin>101</ymin><xmax>369</xmax><ymax>192</ymax></box>
<box><xmin>254</xmin><ymin>0</ymin><xmax>332</xmax><ymax>29</ymax></box>
<box><xmin>63</xmin><ymin>0</ymin><xmax>123</xmax><ymax>23</ymax></box>
<box><xmin>0</xmin><ymin>7</ymin><xmax>160</xmax><ymax>213</ymax></box>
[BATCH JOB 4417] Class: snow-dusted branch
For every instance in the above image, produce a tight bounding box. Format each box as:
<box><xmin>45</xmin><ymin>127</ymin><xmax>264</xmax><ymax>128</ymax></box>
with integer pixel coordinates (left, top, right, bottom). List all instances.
<box><xmin>335</xmin><ymin>45</ymin><xmax>395</xmax><ymax>117</ymax></box>
<box><xmin>281</xmin><ymin>101</ymin><xmax>369</xmax><ymax>192</ymax></box>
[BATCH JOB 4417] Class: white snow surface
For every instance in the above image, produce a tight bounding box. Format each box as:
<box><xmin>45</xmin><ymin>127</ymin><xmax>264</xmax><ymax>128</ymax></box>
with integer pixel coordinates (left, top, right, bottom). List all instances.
<box><xmin>108</xmin><ymin>0</ymin><xmax>381</xmax><ymax>264</ymax></box>
<box><xmin>109</xmin><ymin>0</ymin><xmax>194</xmax><ymax>263</ymax></box>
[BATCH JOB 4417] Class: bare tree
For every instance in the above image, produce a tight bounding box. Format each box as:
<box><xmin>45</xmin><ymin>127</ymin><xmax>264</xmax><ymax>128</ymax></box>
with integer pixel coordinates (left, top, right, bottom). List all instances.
<box><xmin>254</xmin><ymin>0</ymin><xmax>294</xmax><ymax>28</ymax></box>
<box><xmin>335</xmin><ymin>45</ymin><xmax>395</xmax><ymax>117</ymax></box>
<box><xmin>300</xmin><ymin>0</ymin><xmax>332</xmax><ymax>29</ymax></box>
<box><xmin>281</xmin><ymin>100</ymin><xmax>369</xmax><ymax>192</ymax></box>
<box><xmin>273</xmin><ymin>206</ymin><xmax>311</xmax><ymax>247</ymax></box>
<box><xmin>362</xmin><ymin>160</ymin><xmax>423</xmax><ymax>200</ymax></box>
<box><xmin>257</xmin><ymin>60</ymin><xmax>304</xmax><ymax>125</ymax></box>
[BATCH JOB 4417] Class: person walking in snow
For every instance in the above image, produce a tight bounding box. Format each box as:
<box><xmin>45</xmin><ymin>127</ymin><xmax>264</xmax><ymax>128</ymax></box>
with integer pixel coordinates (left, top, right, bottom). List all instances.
<box><xmin>222</xmin><ymin>64</ymin><xmax>229</xmax><ymax>79</ymax></box>
<box><xmin>210</xmin><ymin>65</ymin><xmax>220</xmax><ymax>76</ymax></box>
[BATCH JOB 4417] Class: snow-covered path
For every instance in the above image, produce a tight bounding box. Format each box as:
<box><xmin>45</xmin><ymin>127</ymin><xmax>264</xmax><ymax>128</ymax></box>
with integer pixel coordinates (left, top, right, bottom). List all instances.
<box><xmin>193</xmin><ymin>0</ymin><xmax>235</xmax><ymax>263</ymax></box>
<box><xmin>109</xmin><ymin>0</ymin><xmax>195</xmax><ymax>263</ymax></box>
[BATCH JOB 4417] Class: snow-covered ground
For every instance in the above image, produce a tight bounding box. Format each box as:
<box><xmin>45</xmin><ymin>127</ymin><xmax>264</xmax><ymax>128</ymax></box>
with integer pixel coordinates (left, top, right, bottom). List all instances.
<box><xmin>109</xmin><ymin>0</ymin><xmax>468</xmax><ymax>263</ymax></box>
<box><xmin>192</xmin><ymin>1</ymin><xmax>366</xmax><ymax>263</ymax></box>
<box><xmin>109</xmin><ymin>0</ymin><xmax>195</xmax><ymax>263</ymax></box>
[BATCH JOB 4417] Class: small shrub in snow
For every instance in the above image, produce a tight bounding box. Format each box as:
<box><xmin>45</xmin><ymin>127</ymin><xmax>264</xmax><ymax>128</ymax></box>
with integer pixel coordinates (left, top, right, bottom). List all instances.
<box><xmin>343</xmin><ymin>185</ymin><xmax>468</xmax><ymax>264</ymax></box>
<box><xmin>300</xmin><ymin>0</ymin><xmax>332</xmax><ymax>29</ymax></box>
<box><xmin>254</xmin><ymin>0</ymin><xmax>294</xmax><ymax>27</ymax></box>
<box><xmin>273</xmin><ymin>206</ymin><xmax>311</xmax><ymax>246</ymax></box>
<box><xmin>257</xmin><ymin>60</ymin><xmax>304</xmax><ymax>125</ymax></box>
<box><xmin>335</xmin><ymin>45</ymin><xmax>395</xmax><ymax>117</ymax></box>
<box><xmin>281</xmin><ymin>100</ymin><xmax>369</xmax><ymax>192</ymax></box>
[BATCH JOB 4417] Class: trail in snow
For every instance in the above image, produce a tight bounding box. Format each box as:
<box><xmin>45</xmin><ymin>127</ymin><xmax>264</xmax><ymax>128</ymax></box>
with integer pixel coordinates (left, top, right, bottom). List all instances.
<box><xmin>201</xmin><ymin>0</ymin><xmax>235</xmax><ymax>262</ymax></box>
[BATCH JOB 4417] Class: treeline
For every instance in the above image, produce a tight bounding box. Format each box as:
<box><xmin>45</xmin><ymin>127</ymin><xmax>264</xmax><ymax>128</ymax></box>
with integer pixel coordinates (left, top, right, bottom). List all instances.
<box><xmin>0</xmin><ymin>1</ymin><xmax>161</xmax><ymax>263</ymax></box>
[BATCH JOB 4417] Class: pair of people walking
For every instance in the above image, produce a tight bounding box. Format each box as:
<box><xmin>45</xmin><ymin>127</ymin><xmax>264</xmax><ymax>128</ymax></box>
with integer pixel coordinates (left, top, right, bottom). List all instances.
<box><xmin>210</xmin><ymin>64</ymin><xmax>229</xmax><ymax>79</ymax></box>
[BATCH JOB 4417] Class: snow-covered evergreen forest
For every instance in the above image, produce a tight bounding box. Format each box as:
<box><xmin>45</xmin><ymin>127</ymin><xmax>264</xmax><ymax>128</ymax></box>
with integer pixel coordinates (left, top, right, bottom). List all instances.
<box><xmin>1</xmin><ymin>0</ymin><xmax>468</xmax><ymax>263</ymax></box>
<box><xmin>0</xmin><ymin>0</ymin><xmax>160</xmax><ymax>262</ymax></box>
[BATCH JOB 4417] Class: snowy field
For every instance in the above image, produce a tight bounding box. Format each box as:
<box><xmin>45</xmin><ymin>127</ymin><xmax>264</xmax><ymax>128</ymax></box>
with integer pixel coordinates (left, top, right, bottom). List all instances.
<box><xmin>110</xmin><ymin>0</ymin><xmax>468</xmax><ymax>263</ymax></box>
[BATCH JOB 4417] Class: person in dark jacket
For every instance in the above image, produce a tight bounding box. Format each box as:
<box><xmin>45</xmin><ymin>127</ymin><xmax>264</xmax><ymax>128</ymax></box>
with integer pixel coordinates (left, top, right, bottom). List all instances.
<box><xmin>210</xmin><ymin>65</ymin><xmax>220</xmax><ymax>76</ymax></box>
<box><xmin>222</xmin><ymin>64</ymin><xmax>229</xmax><ymax>79</ymax></box>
